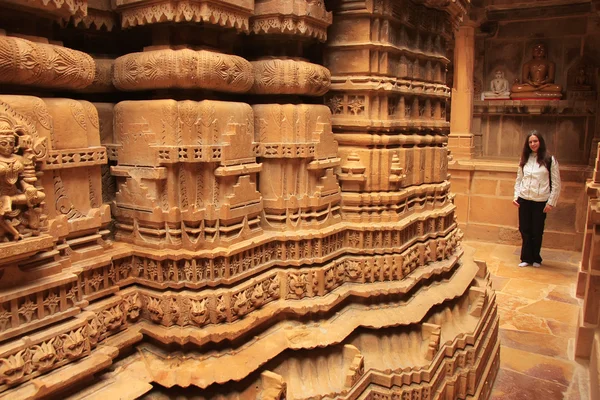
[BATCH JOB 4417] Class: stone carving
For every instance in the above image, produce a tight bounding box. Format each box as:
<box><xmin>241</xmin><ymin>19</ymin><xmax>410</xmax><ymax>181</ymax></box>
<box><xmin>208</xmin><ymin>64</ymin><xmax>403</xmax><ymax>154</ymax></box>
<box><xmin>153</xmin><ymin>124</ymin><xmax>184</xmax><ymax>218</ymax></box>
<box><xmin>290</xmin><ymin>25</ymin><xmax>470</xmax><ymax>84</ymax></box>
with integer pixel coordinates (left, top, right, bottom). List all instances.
<box><xmin>511</xmin><ymin>43</ymin><xmax>563</xmax><ymax>99</ymax></box>
<box><xmin>251</xmin><ymin>59</ymin><xmax>331</xmax><ymax>96</ymax></box>
<box><xmin>0</xmin><ymin>102</ymin><xmax>47</xmax><ymax>241</ymax></box>
<box><xmin>113</xmin><ymin>99</ymin><xmax>262</xmax><ymax>249</ymax></box>
<box><xmin>254</xmin><ymin>104</ymin><xmax>341</xmax><ymax>228</ymax></box>
<box><xmin>78</xmin><ymin>58</ymin><xmax>115</xmax><ymax>93</ymax></box>
<box><xmin>0</xmin><ymin>0</ymin><xmax>495</xmax><ymax>398</ymax></box>
<box><xmin>481</xmin><ymin>70</ymin><xmax>510</xmax><ymax>100</ymax></box>
<box><xmin>566</xmin><ymin>60</ymin><xmax>596</xmax><ymax>100</ymax></box>
<box><xmin>0</xmin><ymin>35</ymin><xmax>95</xmax><ymax>90</ymax></box>
<box><xmin>114</xmin><ymin>0</ymin><xmax>253</xmax><ymax>31</ymax></box>
<box><xmin>0</xmin><ymin>0</ymin><xmax>88</xmax><ymax>19</ymax></box>
<box><xmin>113</xmin><ymin>49</ymin><xmax>253</xmax><ymax>93</ymax></box>
<box><xmin>251</xmin><ymin>0</ymin><xmax>333</xmax><ymax>41</ymax></box>
<box><xmin>64</xmin><ymin>7</ymin><xmax>117</xmax><ymax>32</ymax></box>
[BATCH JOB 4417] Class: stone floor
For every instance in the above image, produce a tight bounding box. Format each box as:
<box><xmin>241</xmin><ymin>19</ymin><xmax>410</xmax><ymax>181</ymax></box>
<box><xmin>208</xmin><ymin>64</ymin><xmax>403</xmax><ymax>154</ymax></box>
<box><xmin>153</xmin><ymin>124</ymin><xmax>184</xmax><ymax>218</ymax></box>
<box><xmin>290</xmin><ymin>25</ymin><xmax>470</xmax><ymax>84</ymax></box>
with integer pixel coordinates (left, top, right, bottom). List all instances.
<box><xmin>465</xmin><ymin>240</ymin><xmax>591</xmax><ymax>400</ymax></box>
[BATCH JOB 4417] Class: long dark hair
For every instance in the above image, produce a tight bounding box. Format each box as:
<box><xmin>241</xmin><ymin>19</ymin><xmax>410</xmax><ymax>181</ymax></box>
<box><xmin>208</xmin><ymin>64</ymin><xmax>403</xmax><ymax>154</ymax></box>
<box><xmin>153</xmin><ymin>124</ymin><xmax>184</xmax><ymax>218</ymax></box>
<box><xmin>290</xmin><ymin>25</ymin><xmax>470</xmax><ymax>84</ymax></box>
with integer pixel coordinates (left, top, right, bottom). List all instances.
<box><xmin>519</xmin><ymin>130</ymin><xmax>551</xmax><ymax>169</ymax></box>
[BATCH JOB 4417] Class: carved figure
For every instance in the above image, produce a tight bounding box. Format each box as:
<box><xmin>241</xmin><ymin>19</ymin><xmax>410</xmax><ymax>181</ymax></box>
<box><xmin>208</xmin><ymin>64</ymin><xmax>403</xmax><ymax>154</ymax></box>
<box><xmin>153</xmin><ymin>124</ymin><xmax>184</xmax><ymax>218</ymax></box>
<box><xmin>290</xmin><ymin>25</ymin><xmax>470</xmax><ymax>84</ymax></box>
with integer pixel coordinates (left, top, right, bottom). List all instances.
<box><xmin>576</xmin><ymin>67</ymin><xmax>587</xmax><ymax>86</ymax></box>
<box><xmin>481</xmin><ymin>70</ymin><xmax>510</xmax><ymax>99</ymax></box>
<box><xmin>190</xmin><ymin>298</ymin><xmax>209</xmax><ymax>326</ymax></box>
<box><xmin>570</xmin><ymin>66</ymin><xmax>593</xmax><ymax>91</ymax></box>
<box><xmin>511</xmin><ymin>43</ymin><xmax>562</xmax><ymax>99</ymax></box>
<box><xmin>0</xmin><ymin>116</ymin><xmax>46</xmax><ymax>241</ymax></box>
<box><xmin>124</xmin><ymin>293</ymin><xmax>142</xmax><ymax>321</ymax></box>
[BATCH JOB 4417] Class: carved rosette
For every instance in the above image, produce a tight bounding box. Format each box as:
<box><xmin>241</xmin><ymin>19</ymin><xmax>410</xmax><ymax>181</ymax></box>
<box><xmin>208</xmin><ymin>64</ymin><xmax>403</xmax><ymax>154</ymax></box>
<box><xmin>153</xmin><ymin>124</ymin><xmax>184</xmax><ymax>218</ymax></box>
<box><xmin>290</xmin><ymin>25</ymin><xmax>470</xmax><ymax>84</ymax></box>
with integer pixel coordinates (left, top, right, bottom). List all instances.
<box><xmin>113</xmin><ymin>49</ymin><xmax>253</xmax><ymax>93</ymax></box>
<box><xmin>114</xmin><ymin>0</ymin><xmax>253</xmax><ymax>31</ymax></box>
<box><xmin>251</xmin><ymin>59</ymin><xmax>331</xmax><ymax>96</ymax></box>
<box><xmin>0</xmin><ymin>36</ymin><xmax>95</xmax><ymax>90</ymax></box>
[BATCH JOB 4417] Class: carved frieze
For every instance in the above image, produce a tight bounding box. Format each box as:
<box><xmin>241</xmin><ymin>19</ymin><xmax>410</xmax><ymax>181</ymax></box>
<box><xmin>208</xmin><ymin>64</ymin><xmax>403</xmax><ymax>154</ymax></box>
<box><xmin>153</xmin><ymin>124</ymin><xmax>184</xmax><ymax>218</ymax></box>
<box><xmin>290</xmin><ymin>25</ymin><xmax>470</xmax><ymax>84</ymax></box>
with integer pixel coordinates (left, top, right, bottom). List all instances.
<box><xmin>113</xmin><ymin>48</ymin><xmax>253</xmax><ymax>93</ymax></box>
<box><xmin>251</xmin><ymin>0</ymin><xmax>333</xmax><ymax>41</ymax></box>
<box><xmin>0</xmin><ymin>35</ymin><xmax>95</xmax><ymax>90</ymax></box>
<box><xmin>0</xmin><ymin>0</ymin><xmax>88</xmax><ymax>19</ymax></box>
<box><xmin>0</xmin><ymin>295</ymin><xmax>131</xmax><ymax>392</ymax></box>
<box><xmin>114</xmin><ymin>0</ymin><xmax>253</xmax><ymax>31</ymax></box>
<box><xmin>251</xmin><ymin>59</ymin><xmax>331</xmax><ymax>96</ymax></box>
<box><xmin>0</xmin><ymin>277</ymin><xmax>83</xmax><ymax>342</ymax></box>
<box><xmin>64</xmin><ymin>7</ymin><xmax>117</xmax><ymax>31</ymax></box>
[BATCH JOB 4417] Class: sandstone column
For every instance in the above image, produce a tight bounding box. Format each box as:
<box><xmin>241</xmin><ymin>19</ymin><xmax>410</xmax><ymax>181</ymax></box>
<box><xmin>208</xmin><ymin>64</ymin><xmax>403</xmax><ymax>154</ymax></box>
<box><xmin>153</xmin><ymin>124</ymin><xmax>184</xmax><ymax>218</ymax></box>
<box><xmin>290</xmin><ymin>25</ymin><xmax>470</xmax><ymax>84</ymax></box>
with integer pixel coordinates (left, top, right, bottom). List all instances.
<box><xmin>449</xmin><ymin>21</ymin><xmax>476</xmax><ymax>160</ymax></box>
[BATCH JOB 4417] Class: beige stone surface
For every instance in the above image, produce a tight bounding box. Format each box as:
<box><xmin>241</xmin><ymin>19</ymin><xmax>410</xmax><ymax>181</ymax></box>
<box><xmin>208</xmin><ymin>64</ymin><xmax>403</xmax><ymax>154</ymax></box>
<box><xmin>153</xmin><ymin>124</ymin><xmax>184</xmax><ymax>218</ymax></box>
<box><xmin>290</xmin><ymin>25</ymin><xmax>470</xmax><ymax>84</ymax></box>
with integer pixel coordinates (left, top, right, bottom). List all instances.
<box><xmin>451</xmin><ymin>160</ymin><xmax>588</xmax><ymax>251</ymax></box>
<box><xmin>0</xmin><ymin>0</ymin><xmax>499</xmax><ymax>399</ymax></box>
<box><xmin>473</xmin><ymin>240</ymin><xmax>590</xmax><ymax>400</ymax></box>
<box><xmin>0</xmin><ymin>35</ymin><xmax>95</xmax><ymax>90</ymax></box>
<box><xmin>113</xmin><ymin>49</ymin><xmax>254</xmax><ymax>93</ymax></box>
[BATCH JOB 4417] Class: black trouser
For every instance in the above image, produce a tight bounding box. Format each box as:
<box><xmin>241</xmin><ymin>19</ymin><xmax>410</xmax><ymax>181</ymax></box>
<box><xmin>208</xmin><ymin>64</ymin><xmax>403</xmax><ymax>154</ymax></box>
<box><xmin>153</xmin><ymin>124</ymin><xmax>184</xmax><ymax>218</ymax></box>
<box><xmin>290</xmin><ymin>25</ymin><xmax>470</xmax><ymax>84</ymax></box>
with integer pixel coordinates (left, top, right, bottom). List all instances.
<box><xmin>517</xmin><ymin>197</ymin><xmax>547</xmax><ymax>264</ymax></box>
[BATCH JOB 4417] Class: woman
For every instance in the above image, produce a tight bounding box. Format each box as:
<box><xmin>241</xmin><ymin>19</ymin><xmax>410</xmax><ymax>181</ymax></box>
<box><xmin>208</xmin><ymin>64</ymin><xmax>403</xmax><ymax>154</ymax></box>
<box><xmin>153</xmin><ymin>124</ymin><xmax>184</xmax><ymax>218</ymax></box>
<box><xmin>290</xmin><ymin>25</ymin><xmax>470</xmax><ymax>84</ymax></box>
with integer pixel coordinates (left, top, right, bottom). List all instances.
<box><xmin>513</xmin><ymin>130</ymin><xmax>561</xmax><ymax>267</ymax></box>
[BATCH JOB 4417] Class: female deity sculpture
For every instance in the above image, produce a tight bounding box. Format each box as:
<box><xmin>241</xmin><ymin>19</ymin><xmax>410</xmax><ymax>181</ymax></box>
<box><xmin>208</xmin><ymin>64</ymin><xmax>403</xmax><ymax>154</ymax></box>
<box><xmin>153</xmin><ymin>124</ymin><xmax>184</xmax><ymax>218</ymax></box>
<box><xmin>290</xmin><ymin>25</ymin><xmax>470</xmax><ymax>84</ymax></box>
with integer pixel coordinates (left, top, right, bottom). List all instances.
<box><xmin>511</xmin><ymin>43</ymin><xmax>562</xmax><ymax>99</ymax></box>
<box><xmin>482</xmin><ymin>70</ymin><xmax>510</xmax><ymax>99</ymax></box>
<box><xmin>0</xmin><ymin>115</ymin><xmax>46</xmax><ymax>241</ymax></box>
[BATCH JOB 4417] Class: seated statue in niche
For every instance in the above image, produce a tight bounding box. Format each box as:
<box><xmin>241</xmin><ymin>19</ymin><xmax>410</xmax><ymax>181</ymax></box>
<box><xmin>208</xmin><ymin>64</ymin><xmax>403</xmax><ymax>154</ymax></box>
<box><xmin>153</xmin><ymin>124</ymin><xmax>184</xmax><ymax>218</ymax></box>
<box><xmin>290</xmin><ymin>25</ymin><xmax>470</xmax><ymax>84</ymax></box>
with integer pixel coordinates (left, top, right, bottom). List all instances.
<box><xmin>481</xmin><ymin>70</ymin><xmax>510</xmax><ymax>99</ymax></box>
<box><xmin>511</xmin><ymin>43</ymin><xmax>562</xmax><ymax>99</ymax></box>
<box><xmin>571</xmin><ymin>66</ymin><xmax>592</xmax><ymax>90</ymax></box>
<box><xmin>0</xmin><ymin>117</ymin><xmax>46</xmax><ymax>241</ymax></box>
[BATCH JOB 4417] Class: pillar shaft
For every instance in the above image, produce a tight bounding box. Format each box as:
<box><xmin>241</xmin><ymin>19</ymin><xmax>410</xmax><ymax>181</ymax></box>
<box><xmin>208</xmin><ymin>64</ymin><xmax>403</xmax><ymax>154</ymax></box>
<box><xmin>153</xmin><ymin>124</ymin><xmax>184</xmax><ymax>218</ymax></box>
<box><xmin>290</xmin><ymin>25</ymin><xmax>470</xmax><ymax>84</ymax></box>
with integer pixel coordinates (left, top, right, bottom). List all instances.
<box><xmin>449</xmin><ymin>22</ymin><xmax>476</xmax><ymax>159</ymax></box>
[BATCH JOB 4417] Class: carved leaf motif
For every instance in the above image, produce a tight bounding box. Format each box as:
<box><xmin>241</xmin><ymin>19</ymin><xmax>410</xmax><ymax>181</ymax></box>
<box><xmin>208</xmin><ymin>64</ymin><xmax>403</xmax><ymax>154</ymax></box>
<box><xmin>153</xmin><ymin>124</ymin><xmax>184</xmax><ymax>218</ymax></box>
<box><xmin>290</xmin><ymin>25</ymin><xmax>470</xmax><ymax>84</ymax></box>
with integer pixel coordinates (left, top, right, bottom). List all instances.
<box><xmin>124</xmin><ymin>293</ymin><xmax>142</xmax><ymax>321</ymax></box>
<box><xmin>18</xmin><ymin>299</ymin><xmax>37</xmax><ymax>323</ymax></box>
<box><xmin>215</xmin><ymin>295</ymin><xmax>227</xmax><ymax>322</ymax></box>
<box><xmin>61</xmin><ymin>327</ymin><xmax>87</xmax><ymax>359</ymax></box>
<box><xmin>31</xmin><ymin>340</ymin><xmax>56</xmax><ymax>370</ymax></box>
<box><xmin>0</xmin><ymin>350</ymin><xmax>27</xmax><ymax>384</ymax></box>
<box><xmin>43</xmin><ymin>291</ymin><xmax>60</xmax><ymax>315</ymax></box>
<box><xmin>0</xmin><ymin>305</ymin><xmax>11</xmax><ymax>331</ymax></box>
<box><xmin>53</xmin><ymin>173</ymin><xmax>84</xmax><ymax>219</ymax></box>
<box><xmin>190</xmin><ymin>298</ymin><xmax>208</xmax><ymax>326</ymax></box>
<box><xmin>146</xmin><ymin>296</ymin><xmax>164</xmax><ymax>323</ymax></box>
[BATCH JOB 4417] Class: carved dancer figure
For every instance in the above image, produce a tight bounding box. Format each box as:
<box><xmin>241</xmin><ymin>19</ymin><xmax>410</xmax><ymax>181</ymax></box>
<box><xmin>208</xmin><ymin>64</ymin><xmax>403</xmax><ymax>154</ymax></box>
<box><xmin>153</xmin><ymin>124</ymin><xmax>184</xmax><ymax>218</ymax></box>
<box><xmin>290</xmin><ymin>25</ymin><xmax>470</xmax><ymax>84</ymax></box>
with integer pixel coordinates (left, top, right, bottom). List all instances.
<box><xmin>482</xmin><ymin>70</ymin><xmax>510</xmax><ymax>99</ymax></box>
<box><xmin>511</xmin><ymin>43</ymin><xmax>562</xmax><ymax>98</ymax></box>
<box><xmin>0</xmin><ymin>117</ymin><xmax>45</xmax><ymax>241</ymax></box>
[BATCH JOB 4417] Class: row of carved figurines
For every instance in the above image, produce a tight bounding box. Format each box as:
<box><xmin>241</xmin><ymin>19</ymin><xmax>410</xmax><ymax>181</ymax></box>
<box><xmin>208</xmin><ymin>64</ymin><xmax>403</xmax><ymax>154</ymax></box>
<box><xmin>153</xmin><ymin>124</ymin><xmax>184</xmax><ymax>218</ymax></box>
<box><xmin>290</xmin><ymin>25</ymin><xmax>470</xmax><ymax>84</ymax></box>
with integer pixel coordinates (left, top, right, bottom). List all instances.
<box><xmin>481</xmin><ymin>43</ymin><xmax>589</xmax><ymax>100</ymax></box>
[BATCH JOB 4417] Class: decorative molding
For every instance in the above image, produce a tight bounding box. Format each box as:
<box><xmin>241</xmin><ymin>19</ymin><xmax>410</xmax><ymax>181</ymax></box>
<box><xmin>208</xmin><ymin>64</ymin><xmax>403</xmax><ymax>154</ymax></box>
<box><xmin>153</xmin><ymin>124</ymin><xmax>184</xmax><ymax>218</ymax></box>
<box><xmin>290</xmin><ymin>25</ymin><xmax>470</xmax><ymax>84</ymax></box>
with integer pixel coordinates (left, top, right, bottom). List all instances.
<box><xmin>251</xmin><ymin>59</ymin><xmax>331</xmax><ymax>96</ymax></box>
<box><xmin>115</xmin><ymin>0</ymin><xmax>252</xmax><ymax>31</ymax></box>
<box><xmin>0</xmin><ymin>35</ymin><xmax>95</xmax><ymax>90</ymax></box>
<box><xmin>113</xmin><ymin>49</ymin><xmax>253</xmax><ymax>93</ymax></box>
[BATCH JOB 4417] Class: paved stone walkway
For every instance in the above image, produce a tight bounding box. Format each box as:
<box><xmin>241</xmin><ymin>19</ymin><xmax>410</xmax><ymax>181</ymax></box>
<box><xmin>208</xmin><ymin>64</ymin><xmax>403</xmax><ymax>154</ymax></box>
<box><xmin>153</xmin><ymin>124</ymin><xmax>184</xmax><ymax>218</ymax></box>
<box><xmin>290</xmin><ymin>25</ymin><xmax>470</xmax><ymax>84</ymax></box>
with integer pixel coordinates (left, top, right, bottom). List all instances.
<box><xmin>466</xmin><ymin>240</ymin><xmax>590</xmax><ymax>400</ymax></box>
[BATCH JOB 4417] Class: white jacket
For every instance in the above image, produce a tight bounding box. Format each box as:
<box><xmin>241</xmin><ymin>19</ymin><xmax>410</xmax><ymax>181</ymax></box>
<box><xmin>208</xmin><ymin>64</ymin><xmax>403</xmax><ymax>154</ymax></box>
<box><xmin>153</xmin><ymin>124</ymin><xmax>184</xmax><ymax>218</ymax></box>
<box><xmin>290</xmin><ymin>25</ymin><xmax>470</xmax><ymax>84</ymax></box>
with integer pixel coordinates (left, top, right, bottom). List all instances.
<box><xmin>513</xmin><ymin>154</ymin><xmax>561</xmax><ymax>206</ymax></box>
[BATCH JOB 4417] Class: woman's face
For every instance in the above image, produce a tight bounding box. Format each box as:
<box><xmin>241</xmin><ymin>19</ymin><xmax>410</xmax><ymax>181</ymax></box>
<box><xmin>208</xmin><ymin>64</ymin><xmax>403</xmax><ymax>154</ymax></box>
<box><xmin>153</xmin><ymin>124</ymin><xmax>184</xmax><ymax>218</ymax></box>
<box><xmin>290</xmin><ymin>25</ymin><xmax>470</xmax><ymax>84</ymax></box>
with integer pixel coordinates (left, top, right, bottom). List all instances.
<box><xmin>528</xmin><ymin>135</ymin><xmax>540</xmax><ymax>153</ymax></box>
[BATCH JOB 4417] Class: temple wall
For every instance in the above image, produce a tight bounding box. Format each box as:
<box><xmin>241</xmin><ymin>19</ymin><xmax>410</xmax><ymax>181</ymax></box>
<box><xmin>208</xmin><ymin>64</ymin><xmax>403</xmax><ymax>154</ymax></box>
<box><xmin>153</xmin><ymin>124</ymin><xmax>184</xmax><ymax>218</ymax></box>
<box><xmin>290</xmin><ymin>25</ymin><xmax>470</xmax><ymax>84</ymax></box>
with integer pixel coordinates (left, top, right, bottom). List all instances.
<box><xmin>452</xmin><ymin>162</ymin><xmax>588</xmax><ymax>250</ymax></box>
<box><xmin>449</xmin><ymin>4</ymin><xmax>600</xmax><ymax>251</ymax></box>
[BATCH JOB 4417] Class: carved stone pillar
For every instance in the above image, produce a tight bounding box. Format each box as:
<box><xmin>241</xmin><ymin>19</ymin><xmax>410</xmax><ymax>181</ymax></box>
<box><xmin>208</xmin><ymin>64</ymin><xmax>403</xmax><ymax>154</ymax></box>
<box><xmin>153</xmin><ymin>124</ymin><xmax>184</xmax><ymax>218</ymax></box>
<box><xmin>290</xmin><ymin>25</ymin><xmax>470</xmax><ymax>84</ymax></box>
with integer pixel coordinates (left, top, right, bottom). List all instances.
<box><xmin>449</xmin><ymin>21</ymin><xmax>476</xmax><ymax>160</ymax></box>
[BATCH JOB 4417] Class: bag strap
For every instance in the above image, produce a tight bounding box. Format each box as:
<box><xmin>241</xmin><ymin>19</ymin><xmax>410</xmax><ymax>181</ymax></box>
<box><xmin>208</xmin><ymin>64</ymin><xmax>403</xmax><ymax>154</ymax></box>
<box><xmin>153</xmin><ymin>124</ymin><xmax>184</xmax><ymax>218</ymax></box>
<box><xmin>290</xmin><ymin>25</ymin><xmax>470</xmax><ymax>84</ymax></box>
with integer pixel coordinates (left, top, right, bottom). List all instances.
<box><xmin>547</xmin><ymin>156</ymin><xmax>553</xmax><ymax>191</ymax></box>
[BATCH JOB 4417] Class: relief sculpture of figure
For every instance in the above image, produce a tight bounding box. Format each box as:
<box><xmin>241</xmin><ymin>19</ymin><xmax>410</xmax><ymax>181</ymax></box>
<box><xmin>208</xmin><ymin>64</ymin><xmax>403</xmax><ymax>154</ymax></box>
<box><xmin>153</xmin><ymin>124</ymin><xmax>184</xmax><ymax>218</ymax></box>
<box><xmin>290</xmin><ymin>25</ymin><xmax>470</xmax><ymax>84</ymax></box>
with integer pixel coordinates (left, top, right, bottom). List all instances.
<box><xmin>482</xmin><ymin>70</ymin><xmax>510</xmax><ymax>99</ymax></box>
<box><xmin>511</xmin><ymin>43</ymin><xmax>562</xmax><ymax>99</ymax></box>
<box><xmin>0</xmin><ymin>117</ymin><xmax>45</xmax><ymax>241</ymax></box>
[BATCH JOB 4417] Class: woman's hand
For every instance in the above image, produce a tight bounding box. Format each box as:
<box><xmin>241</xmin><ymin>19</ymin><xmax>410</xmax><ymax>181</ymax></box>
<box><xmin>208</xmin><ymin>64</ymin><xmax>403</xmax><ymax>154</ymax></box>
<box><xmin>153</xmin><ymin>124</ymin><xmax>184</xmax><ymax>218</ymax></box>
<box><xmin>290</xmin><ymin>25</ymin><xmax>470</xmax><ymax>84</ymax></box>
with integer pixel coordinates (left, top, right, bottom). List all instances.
<box><xmin>513</xmin><ymin>199</ymin><xmax>520</xmax><ymax>207</ymax></box>
<box><xmin>543</xmin><ymin>204</ymin><xmax>553</xmax><ymax>213</ymax></box>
